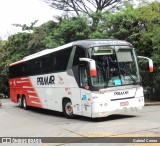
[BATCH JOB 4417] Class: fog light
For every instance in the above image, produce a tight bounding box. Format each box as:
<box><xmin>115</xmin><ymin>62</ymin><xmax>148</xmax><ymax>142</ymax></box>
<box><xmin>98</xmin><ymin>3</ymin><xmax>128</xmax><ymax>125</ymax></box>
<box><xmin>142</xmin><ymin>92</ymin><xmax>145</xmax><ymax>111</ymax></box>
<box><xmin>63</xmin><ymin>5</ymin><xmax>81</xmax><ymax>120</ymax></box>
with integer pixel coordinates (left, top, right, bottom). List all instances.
<box><xmin>104</xmin><ymin>103</ymin><xmax>107</xmax><ymax>106</ymax></box>
<box><xmin>138</xmin><ymin>97</ymin><xmax>143</xmax><ymax>102</ymax></box>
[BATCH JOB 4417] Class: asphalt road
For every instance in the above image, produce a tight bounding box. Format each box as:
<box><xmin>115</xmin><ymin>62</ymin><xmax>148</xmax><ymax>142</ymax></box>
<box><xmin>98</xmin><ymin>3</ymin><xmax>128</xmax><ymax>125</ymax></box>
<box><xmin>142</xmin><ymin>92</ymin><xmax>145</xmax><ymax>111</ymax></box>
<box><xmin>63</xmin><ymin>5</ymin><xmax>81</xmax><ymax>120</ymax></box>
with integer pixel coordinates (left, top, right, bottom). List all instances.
<box><xmin>0</xmin><ymin>99</ymin><xmax>160</xmax><ymax>146</ymax></box>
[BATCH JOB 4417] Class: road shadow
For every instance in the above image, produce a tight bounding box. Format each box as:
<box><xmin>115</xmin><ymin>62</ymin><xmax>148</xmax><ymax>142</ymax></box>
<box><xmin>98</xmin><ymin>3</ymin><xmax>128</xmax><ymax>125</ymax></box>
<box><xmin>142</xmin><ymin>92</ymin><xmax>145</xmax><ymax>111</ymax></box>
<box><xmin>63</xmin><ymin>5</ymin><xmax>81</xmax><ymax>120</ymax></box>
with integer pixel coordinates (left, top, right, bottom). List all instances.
<box><xmin>77</xmin><ymin>114</ymin><xmax>136</xmax><ymax>122</ymax></box>
<box><xmin>15</xmin><ymin>105</ymin><xmax>136</xmax><ymax>122</ymax></box>
<box><xmin>15</xmin><ymin>105</ymin><xmax>65</xmax><ymax>118</ymax></box>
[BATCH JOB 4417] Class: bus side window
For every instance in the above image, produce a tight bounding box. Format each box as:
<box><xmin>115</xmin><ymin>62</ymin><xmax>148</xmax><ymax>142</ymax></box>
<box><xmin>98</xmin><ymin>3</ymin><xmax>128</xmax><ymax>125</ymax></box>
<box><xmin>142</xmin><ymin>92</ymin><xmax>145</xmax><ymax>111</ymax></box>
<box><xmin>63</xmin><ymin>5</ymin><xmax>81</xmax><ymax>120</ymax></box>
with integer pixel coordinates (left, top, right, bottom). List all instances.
<box><xmin>29</xmin><ymin>58</ymin><xmax>41</xmax><ymax>75</ymax></box>
<box><xmin>80</xmin><ymin>67</ymin><xmax>89</xmax><ymax>88</ymax></box>
<box><xmin>55</xmin><ymin>47</ymin><xmax>72</xmax><ymax>71</ymax></box>
<box><xmin>41</xmin><ymin>54</ymin><xmax>55</xmax><ymax>74</ymax></box>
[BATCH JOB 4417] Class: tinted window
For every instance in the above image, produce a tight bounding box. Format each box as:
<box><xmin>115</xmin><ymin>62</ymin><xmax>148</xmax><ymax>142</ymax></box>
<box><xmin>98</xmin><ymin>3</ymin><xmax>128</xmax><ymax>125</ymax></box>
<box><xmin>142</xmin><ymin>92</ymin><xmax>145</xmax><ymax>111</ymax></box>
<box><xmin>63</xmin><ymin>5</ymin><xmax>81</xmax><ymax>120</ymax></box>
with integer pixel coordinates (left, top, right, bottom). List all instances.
<box><xmin>9</xmin><ymin>47</ymin><xmax>73</xmax><ymax>78</ymax></box>
<box><xmin>41</xmin><ymin>53</ymin><xmax>55</xmax><ymax>74</ymax></box>
<box><xmin>55</xmin><ymin>47</ymin><xmax>72</xmax><ymax>71</ymax></box>
<box><xmin>28</xmin><ymin>58</ymin><xmax>41</xmax><ymax>75</ymax></box>
<box><xmin>73</xmin><ymin>46</ymin><xmax>85</xmax><ymax>66</ymax></box>
<box><xmin>9</xmin><ymin>64</ymin><xmax>22</xmax><ymax>78</ymax></box>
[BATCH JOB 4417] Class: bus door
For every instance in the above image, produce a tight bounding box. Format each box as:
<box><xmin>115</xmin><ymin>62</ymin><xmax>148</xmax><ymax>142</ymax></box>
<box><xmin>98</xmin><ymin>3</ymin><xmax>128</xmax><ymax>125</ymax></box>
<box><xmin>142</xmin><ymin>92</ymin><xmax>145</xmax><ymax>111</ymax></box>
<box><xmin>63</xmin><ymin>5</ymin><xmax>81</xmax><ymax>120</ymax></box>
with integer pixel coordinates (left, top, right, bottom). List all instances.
<box><xmin>79</xmin><ymin>67</ymin><xmax>92</xmax><ymax>117</ymax></box>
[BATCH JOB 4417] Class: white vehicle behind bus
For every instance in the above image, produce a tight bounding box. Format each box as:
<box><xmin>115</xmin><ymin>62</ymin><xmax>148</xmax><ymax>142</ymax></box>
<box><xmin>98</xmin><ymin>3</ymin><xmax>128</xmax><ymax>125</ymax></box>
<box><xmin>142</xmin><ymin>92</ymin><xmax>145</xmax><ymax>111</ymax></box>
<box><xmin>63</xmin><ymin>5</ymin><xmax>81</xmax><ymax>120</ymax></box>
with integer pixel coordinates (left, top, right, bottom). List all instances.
<box><xmin>9</xmin><ymin>39</ymin><xmax>153</xmax><ymax>118</ymax></box>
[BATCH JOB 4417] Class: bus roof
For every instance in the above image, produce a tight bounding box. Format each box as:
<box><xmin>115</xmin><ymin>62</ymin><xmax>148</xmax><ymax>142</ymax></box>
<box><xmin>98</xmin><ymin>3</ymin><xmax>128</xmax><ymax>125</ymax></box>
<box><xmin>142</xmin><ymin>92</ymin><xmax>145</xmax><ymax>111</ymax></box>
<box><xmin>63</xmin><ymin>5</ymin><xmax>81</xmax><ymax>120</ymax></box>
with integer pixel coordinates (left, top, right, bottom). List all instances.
<box><xmin>73</xmin><ymin>39</ymin><xmax>132</xmax><ymax>48</ymax></box>
<box><xmin>9</xmin><ymin>39</ymin><xmax>132</xmax><ymax>66</ymax></box>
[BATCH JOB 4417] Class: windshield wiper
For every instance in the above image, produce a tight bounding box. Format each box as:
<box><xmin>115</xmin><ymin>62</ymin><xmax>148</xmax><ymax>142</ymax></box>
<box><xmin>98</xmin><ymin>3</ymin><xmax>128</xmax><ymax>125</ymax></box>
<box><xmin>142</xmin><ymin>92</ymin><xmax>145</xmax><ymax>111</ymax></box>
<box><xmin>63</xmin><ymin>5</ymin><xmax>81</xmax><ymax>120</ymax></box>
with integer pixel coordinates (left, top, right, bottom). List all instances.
<box><xmin>106</xmin><ymin>59</ymin><xmax>110</xmax><ymax>87</ymax></box>
<box><xmin>127</xmin><ymin>68</ymin><xmax>137</xmax><ymax>84</ymax></box>
<box><xmin>118</xmin><ymin>62</ymin><xmax>137</xmax><ymax>85</ymax></box>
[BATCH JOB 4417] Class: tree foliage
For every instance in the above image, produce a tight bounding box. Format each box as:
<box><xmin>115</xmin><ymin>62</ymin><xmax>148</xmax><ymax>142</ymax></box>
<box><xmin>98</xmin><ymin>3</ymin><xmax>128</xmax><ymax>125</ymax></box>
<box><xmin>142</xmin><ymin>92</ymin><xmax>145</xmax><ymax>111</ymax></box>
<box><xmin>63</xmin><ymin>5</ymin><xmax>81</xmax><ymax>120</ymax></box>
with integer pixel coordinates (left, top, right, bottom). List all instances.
<box><xmin>44</xmin><ymin>0</ymin><xmax>123</xmax><ymax>28</ymax></box>
<box><xmin>44</xmin><ymin>0</ymin><xmax>121</xmax><ymax>14</ymax></box>
<box><xmin>0</xmin><ymin>33</ymin><xmax>31</xmax><ymax>96</ymax></box>
<box><xmin>1</xmin><ymin>1</ymin><xmax>160</xmax><ymax>101</ymax></box>
<box><xmin>92</xmin><ymin>1</ymin><xmax>160</xmax><ymax>100</ymax></box>
<box><xmin>12</xmin><ymin>20</ymin><xmax>38</xmax><ymax>32</ymax></box>
<box><xmin>52</xmin><ymin>17</ymin><xmax>90</xmax><ymax>44</ymax></box>
<box><xmin>23</xmin><ymin>20</ymin><xmax>58</xmax><ymax>53</ymax></box>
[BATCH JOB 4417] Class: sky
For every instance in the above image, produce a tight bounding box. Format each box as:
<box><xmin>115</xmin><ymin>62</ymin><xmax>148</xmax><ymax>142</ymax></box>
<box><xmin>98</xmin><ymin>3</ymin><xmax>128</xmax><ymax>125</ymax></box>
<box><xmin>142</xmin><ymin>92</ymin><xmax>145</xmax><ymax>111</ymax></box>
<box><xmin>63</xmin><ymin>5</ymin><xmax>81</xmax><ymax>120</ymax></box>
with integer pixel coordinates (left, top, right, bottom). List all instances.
<box><xmin>0</xmin><ymin>0</ymin><xmax>158</xmax><ymax>40</ymax></box>
<box><xmin>0</xmin><ymin>0</ymin><xmax>62</xmax><ymax>40</ymax></box>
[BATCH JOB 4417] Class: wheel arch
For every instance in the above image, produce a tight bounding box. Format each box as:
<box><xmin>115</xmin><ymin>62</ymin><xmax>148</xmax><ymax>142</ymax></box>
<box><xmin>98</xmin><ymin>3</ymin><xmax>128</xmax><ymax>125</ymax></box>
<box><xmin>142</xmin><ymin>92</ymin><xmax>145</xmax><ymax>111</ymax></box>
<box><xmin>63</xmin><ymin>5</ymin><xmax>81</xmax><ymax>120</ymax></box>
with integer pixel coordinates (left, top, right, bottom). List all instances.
<box><xmin>17</xmin><ymin>94</ymin><xmax>21</xmax><ymax>103</ymax></box>
<box><xmin>62</xmin><ymin>97</ymin><xmax>72</xmax><ymax>109</ymax></box>
<box><xmin>22</xmin><ymin>93</ymin><xmax>29</xmax><ymax>105</ymax></box>
<box><xmin>22</xmin><ymin>94</ymin><xmax>26</xmax><ymax>99</ymax></box>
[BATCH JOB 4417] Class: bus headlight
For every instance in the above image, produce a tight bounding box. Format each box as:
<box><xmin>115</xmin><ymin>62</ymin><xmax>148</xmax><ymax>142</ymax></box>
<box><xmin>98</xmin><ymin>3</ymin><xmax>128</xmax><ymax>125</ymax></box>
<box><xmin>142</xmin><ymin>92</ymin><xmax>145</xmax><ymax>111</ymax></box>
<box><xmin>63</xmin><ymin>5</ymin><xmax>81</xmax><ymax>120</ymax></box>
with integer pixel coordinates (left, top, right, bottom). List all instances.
<box><xmin>138</xmin><ymin>98</ymin><xmax>143</xmax><ymax>102</ymax></box>
<box><xmin>93</xmin><ymin>96</ymin><xmax>98</xmax><ymax>99</ymax></box>
<box><xmin>99</xmin><ymin>103</ymin><xmax>107</xmax><ymax>107</ymax></box>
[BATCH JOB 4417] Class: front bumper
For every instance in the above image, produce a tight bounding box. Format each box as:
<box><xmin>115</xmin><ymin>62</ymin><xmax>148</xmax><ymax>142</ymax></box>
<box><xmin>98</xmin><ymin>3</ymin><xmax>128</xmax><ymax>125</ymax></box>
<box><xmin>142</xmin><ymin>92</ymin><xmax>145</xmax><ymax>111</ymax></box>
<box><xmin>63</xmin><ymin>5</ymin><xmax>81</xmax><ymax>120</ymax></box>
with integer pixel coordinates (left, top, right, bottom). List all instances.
<box><xmin>91</xmin><ymin>97</ymin><xmax>144</xmax><ymax>118</ymax></box>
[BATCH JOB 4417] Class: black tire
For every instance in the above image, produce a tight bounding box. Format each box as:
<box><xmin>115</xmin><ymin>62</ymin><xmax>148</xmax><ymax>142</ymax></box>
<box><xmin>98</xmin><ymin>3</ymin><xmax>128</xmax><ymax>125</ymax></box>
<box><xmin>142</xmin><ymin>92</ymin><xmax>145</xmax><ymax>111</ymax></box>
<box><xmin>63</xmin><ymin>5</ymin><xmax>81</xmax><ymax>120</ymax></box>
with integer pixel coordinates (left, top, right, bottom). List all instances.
<box><xmin>22</xmin><ymin>96</ymin><xmax>28</xmax><ymax>110</ymax></box>
<box><xmin>63</xmin><ymin>99</ymin><xmax>74</xmax><ymax>119</ymax></box>
<box><xmin>18</xmin><ymin>97</ymin><xmax>23</xmax><ymax>108</ymax></box>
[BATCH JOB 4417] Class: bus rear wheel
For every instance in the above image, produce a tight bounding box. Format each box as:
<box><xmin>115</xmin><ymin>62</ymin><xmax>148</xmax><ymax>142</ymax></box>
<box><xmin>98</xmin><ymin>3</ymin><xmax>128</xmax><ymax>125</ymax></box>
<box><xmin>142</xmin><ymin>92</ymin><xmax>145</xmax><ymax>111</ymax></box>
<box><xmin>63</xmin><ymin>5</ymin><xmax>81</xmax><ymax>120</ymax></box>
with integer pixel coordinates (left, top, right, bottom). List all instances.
<box><xmin>18</xmin><ymin>97</ymin><xmax>23</xmax><ymax>108</ymax></box>
<box><xmin>22</xmin><ymin>96</ymin><xmax>28</xmax><ymax>110</ymax></box>
<box><xmin>63</xmin><ymin>99</ymin><xmax>74</xmax><ymax>119</ymax></box>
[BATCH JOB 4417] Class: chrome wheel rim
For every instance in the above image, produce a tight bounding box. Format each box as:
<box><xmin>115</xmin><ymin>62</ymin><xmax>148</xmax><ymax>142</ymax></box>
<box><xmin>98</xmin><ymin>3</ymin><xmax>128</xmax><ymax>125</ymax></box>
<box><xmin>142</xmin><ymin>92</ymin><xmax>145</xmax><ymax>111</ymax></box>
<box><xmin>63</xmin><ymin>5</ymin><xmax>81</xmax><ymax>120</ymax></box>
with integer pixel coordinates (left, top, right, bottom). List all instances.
<box><xmin>65</xmin><ymin>102</ymin><xmax>73</xmax><ymax>116</ymax></box>
<box><xmin>18</xmin><ymin>98</ymin><xmax>21</xmax><ymax>107</ymax></box>
<box><xmin>23</xmin><ymin>98</ymin><xmax>26</xmax><ymax>108</ymax></box>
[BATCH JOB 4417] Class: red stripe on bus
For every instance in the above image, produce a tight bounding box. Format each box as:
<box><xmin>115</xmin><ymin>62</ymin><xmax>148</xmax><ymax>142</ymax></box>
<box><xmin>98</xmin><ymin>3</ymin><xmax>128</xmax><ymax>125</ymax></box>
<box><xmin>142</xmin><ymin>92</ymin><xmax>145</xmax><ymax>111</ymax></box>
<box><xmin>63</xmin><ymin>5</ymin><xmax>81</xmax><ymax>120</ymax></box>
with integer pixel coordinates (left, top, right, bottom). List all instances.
<box><xmin>9</xmin><ymin>77</ymin><xmax>43</xmax><ymax>108</ymax></box>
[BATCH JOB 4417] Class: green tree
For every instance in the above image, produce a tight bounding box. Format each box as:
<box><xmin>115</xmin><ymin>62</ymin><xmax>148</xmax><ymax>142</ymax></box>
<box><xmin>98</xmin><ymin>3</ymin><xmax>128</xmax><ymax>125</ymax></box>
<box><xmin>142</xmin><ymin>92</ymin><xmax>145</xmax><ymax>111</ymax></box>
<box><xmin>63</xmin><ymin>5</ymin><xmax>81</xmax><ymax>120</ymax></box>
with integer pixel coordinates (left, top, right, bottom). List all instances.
<box><xmin>28</xmin><ymin>20</ymin><xmax>58</xmax><ymax>53</ymax></box>
<box><xmin>139</xmin><ymin>2</ymin><xmax>160</xmax><ymax>99</ymax></box>
<box><xmin>0</xmin><ymin>33</ymin><xmax>30</xmax><ymax>97</ymax></box>
<box><xmin>52</xmin><ymin>17</ymin><xmax>90</xmax><ymax>44</ymax></box>
<box><xmin>94</xmin><ymin>1</ymin><xmax>160</xmax><ymax>100</ymax></box>
<box><xmin>12</xmin><ymin>20</ymin><xmax>38</xmax><ymax>32</ymax></box>
<box><xmin>0</xmin><ymin>40</ymin><xmax>8</xmax><ymax>97</ymax></box>
<box><xmin>1</xmin><ymin>1</ymin><xmax>160</xmax><ymax>101</ymax></box>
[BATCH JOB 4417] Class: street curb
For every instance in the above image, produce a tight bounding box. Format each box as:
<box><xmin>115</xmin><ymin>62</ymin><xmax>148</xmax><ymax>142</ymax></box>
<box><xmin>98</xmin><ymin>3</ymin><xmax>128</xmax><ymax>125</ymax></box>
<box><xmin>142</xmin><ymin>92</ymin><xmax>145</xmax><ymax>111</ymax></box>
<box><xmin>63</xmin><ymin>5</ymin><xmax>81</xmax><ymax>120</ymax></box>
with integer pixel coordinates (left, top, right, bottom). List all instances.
<box><xmin>145</xmin><ymin>102</ymin><xmax>160</xmax><ymax>106</ymax></box>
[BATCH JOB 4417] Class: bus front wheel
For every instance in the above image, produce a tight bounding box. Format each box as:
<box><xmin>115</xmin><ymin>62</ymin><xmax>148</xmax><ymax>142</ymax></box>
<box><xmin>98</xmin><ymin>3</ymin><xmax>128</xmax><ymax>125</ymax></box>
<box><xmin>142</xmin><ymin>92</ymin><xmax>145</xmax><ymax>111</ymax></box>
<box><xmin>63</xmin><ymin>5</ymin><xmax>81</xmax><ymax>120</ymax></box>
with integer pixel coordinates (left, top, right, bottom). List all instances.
<box><xmin>63</xmin><ymin>99</ymin><xmax>74</xmax><ymax>119</ymax></box>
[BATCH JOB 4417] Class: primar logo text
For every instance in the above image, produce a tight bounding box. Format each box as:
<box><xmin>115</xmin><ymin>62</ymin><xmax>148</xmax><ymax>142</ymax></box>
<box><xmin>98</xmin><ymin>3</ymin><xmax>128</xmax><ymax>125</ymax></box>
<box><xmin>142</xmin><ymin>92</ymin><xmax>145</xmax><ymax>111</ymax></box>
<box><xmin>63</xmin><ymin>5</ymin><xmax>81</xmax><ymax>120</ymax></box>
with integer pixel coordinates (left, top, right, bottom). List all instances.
<box><xmin>114</xmin><ymin>91</ymin><xmax>129</xmax><ymax>96</ymax></box>
<box><xmin>37</xmin><ymin>75</ymin><xmax>55</xmax><ymax>85</ymax></box>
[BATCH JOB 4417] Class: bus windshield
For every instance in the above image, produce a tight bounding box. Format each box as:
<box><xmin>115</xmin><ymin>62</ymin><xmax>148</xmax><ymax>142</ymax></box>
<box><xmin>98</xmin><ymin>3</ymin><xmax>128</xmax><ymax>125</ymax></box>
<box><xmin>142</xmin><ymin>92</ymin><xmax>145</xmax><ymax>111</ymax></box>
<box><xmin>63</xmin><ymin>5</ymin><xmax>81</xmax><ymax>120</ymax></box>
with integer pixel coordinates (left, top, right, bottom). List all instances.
<box><xmin>89</xmin><ymin>45</ymin><xmax>141</xmax><ymax>87</ymax></box>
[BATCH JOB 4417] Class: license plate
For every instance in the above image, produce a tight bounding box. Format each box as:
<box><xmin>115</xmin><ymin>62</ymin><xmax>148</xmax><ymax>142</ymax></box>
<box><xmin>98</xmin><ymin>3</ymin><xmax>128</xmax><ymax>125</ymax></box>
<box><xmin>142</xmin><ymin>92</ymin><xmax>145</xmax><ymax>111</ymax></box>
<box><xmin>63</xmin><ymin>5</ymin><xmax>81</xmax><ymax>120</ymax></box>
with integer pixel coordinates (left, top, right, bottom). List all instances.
<box><xmin>120</xmin><ymin>101</ymin><xmax>129</xmax><ymax>106</ymax></box>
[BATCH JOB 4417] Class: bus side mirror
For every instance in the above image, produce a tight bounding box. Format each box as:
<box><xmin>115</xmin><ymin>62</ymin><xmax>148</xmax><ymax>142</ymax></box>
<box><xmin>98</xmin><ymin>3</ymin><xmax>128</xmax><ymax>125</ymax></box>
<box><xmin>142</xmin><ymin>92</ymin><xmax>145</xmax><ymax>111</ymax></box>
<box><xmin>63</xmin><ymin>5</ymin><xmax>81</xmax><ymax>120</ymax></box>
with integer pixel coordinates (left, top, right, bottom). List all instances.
<box><xmin>137</xmin><ymin>56</ymin><xmax>153</xmax><ymax>73</ymax></box>
<box><xmin>79</xmin><ymin>58</ymin><xmax>97</xmax><ymax>77</ymax></box>
<box><xmin>149</xmin><ymin>59</ymin><xmax>153</xmax><ymax>73</ymax></box>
